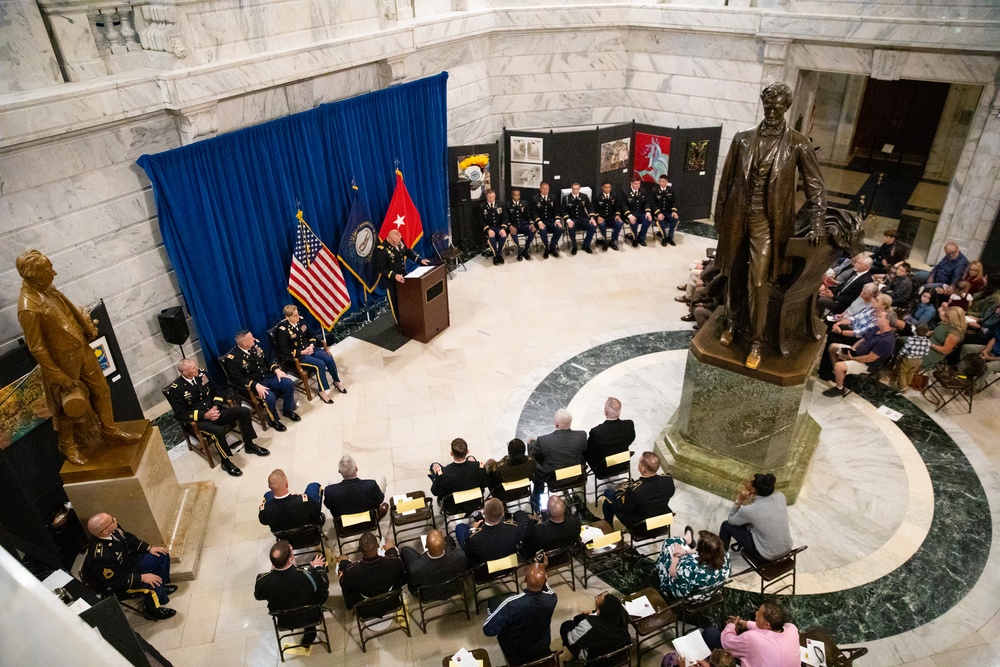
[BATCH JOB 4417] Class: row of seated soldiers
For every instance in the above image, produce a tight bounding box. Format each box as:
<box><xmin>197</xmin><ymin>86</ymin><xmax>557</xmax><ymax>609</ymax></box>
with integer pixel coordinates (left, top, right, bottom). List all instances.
<box><xmin>163</xmin><ymin>304</ymin><xmax>345</xmax><ymax>477</ymax></box>
<box><xmin>477</xmin><ymin>175</ymin><xmax>681</xmax><ymax>263</ymax></box>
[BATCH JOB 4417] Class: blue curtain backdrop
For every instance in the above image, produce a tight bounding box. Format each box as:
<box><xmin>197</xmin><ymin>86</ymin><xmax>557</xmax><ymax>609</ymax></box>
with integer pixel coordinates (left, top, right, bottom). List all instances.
<box><xmin>138</xmin><ymin>73</ymin><xmax>448</xmax><ymax>376</ymax></box>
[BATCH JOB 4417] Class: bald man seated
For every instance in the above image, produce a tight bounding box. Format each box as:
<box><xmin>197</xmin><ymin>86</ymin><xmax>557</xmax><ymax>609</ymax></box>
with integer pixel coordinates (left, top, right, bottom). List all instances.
<box><xmin>258</xmin><ymin>469</ymin><xmax>324</xmax><ymax>533</ymax></box>
<box><xmin>518</xmin><ymin>495</ymin><xmax>581</xmax><ymax>559</ymax></box>
<box><xmin>601</xmin><ymin>451</ymin><xmax>675</xmax><ymax>529</ymax></box>
<box><xmin>483</xmin><ymin>563</ymin><xmax>558</xmax><ymax>666</ymax></box>
<box><xmin>399</xmin><ymin>529</ymin><xmax>468</xmax><ymax>595</ymax></box>
<box><xmin>82</xmin><ymin>513</ymin><xmax>177</xmax><ymax>620</ymax></box>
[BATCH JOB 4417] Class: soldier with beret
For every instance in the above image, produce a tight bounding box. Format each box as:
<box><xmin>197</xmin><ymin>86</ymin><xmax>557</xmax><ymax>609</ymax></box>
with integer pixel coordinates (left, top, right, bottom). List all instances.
<box><xmin>223</xmin><ymin>330</ymin><xmax>299</xmax><ymax>432</ymax></box>
<box><xmin>274</xmin><ymin>304</ymin><xmax>346</xmax><ymax>404</ymax></box>
<box><xmin>532</xmin><ymin>181</ymin><xmax>563</xmax><ymax>259</ymax></box>
<box><xmin>479</xmin><ymin>189</ymin><xmax>508</xmax><ymax>265</ymax></box>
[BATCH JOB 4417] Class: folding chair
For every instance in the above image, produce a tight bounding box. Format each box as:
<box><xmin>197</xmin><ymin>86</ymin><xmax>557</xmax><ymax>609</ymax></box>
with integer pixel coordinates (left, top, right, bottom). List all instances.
<box><xmin>580</xmin><ymin>521</ymin><xmax>624</xmax><ymax>589</ymax></box>
<box><xmin>473</xmin><ymin>553</ymin><xmax>521</xmax><ymax>613</ymax></box>
<box><xmin>431</xmin><ymin>231</ymin><xmax>466</xmax><ymax>273</ymax></box>
<box><xmin>218</xmin><ymin>349</ymin><xmax>270</xmax><ymax>431</ymax></box>
<box><xmin>390</xmin><ymin>491</ymin><xmax>436</xmax><ymax>547</ymax></box>
<box><xmin>271</xmin><ymin>524</ymin><xmax>327</xmax><ymax>565</ymax></box>
<box><xmin>355</xmin><ymin>588</ymin><xmax>410</xmax><ymax>652</ymax></box>
<box><xmin>161</xmin><ymin>386</ymin><xmax>244</xmax><ymax>469</ymax></box>
<box><xmin>624</xmin><ymin>587</ymin><xmax>679</xmax><ymax>658</ymax></box>
<box><xmin>564</xmin><ymin>644</ymin><xmax>631</xmax><ymax>667</ymax></box>
<box><xmin>800</xmin><ymin>626</ymin><xmax>869</xmax><ymax>666</ymax></box>
<box><xmin>547</xmin><ymin>464</ymin><xmax>588</xmax><ymax>503</ymax></box>
<box><xmin>542</xmin><ymin>544</ymin><xmax>577</xmax><ymax>592</ymax></box>
<box><xmin>843</xmin><ymin>349</ymin><xmax>897</xmax><ymax>398</ymax></box>
<box><xmin>440</xmin><ymin>487</ymin><xmax>485</xmax><ymax>537</ymax></box>
<box><xmin>492</xmin><ymin>477</ymin><xmax>533</xmax><ymax>515</ymax></box>
<box><xmin>676</xmin><ymin>579</ymin><xmax>732</xmax><ymax>634</ymax></box>
<box><xmin>591</xmin><ymin>450</ymin><xmax>633</xmax><ymax>506</ymax></box>
<box><xmin>332</xmin><ymin>508</ymin><xmax>381</xmax><ymax>555</ymax></box>
<box><xmin>625</xmin><ymin>512</ymin><xmax>673</xmax><ymax>557</ymax></box>
<box><xmin>78</xmin><ymin>568</ymin><xmax>149</xmax><ymax>619</ymax></box>
<box><xmin>732</xmin><ymin>545</ymin><xmax>807</xmax><ymax>600</ymax></box>
<box><xmin>505</xmin><ymin>651</ymin><xmax>561</xmax><ymax>667</ymax></box>
<box><xmin>269</xmin><ymin>604</ymin><xmax>332</xmax><ymax>662</ymax></box>
<box><xmin>923</xmin><ymin>353</ymin><xmax>989</xmax><ymax>413</ymax></box>
<box><xmin>412</xmin><ymin>572</ymin><xmax>471</xmax><ymax>633</ymax></box>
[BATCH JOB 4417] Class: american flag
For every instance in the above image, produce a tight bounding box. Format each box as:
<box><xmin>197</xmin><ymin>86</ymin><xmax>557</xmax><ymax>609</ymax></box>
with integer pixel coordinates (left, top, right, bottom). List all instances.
<box><xmin>287</xmin><ymin>211</ymin><xmax>351</xmax><ymax>330</ymax></box>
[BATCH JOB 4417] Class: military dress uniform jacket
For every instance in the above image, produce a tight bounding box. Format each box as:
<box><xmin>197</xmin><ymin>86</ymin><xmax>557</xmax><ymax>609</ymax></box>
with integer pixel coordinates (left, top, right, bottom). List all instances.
<box><xmin>164</xmin><ymin>371</ymin><xmax>227</xmax><ymax>423</ymax></box>
<box><xmin>373</xmin><ymin>240</ymin><xmax>418</xmax><ymax>284</ymax></box>
<box><xmin>259</xmin><ymin>493</ymin><xmax>324</xmax><ymax>532</ymax></box>
<box><xmin>273</xmin><ymin>318</ymin><xmax>319</xmax><ymax>362</ymax></box>
<box><xmin>464</xmin><ymin>520</ymin><xmax>523</xmax><ymax>569</ymax></box>
<box><xmin>224</xmin><ymin>344</ymin><xmax>279</xmax><ymax>391</ymax></box>
<box><xmin>254</xmin><ymin>563</ymin><xmax>330</xmax><ymax>628</ymax></box>
<box><xmin>621</xmin><ymin>188</ymin><xmax>651</xmax><ymax>218</ymax></box>
<box><xmin>593</xmin><ymin>192</ymin><xmax>621</xmax><ymax>221</ymax></box>
<box><xmin>532</xmin><ymin>193</ymin><xmax>561</xmax><ymax>223</ymax></box>
<box><xmin>507</xmin><ymin>199</ymin><xmax>531</xmax><ymax>226</ymax></box>
<box><xmin>614</xmin><ymin>475</ymin><xmax>675</xmax><ymax>526</ymax></box>
<box><xmin>651</xmin><ymin>186</ymin><xmax>677</xmax><ymax>218</ymax></box>
<box><xmin>84</xmin><ymin>527</ymin><xmax>150</xmax><ymax>597</ymax></box>
<box><xmin>478</xmin><ymin>200</ymin><xmax>507</xmax><ymax>231</ymax></box>
<box><xmin>562</xmin><ymin>193</ymin><xmax>592</xmax><ymax>220</ymax></box>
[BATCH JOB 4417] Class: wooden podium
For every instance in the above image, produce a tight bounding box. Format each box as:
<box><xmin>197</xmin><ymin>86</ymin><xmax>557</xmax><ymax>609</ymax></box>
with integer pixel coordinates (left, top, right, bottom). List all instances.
<box><xmin>398</xmin><ymin>264</ymin><xmax>450</xmax><ymax>343</ymax></box>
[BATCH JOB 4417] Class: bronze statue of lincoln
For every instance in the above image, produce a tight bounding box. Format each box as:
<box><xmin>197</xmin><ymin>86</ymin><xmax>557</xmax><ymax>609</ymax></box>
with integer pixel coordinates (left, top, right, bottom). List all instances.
<box><xmin>16</xmin><ymin>249</ymin><xmax>140</xmax><ymax>465</ymax></box>
<box><xmin>714</xmin><ymin>82</ymin><xmax>827</xmax><ymax>369</ymax></box>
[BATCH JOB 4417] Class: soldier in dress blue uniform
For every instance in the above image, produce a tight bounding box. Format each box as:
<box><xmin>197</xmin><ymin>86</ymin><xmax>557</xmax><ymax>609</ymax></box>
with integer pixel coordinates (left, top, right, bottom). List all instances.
<box><xmin>478</xmin><ymin>189</ymin><xmax>508</xmax><ymax>265</ymax></box>
<box><xmin>622</xmin><ymin>177</ymin><xmax>653</xmax><ymax>247</ymax></box>
<box><xmin>83</xmin><ymin>514</ymin><xmax>178</xmax><ymax>620</ymax></box>
<box><xmin>506</xmin><ymin>188</ymin><xmax>536</xmax><ymax>261</ymax></box>
<box><xmin>593</xmin><ymin>181</ymin><xmax>625</xmax><ymax>251</ymax></box>
<box><xmin>223</xmin><ymin>330</ymin><xmax>299</xmax><ymax>432</ymax></box>
<box><xmin>562</xmin><ymin>182</ymin><xmax>597</xmax><ymax>255</ymax></box>
<box><xmin>532</xmin><ymin>181</ymin><xmax>563</xmax><ymax>258</ymax></box>
<box><xmin>274</xmin><ymin>304</ymin><xmax>346</xmax><ymax>404</ymax></box>
<box><xmin>165</xmin><ymin>358</ymin><xmax>269</xmax><ymax>477</ymax></box>
<box><xmin>651</xmin><ymin>174</ymin><xmax>680</xmax><ymax>246</ymax></box>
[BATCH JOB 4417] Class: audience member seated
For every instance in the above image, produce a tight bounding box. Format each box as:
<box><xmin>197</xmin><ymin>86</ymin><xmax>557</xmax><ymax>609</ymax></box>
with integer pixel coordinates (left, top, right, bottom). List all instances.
<box><xmin>676</xmin><ymin>259</ymin><xmax>718</xmax><ymax>303</ymax></box>
<box><xmin>399</xmin><ymin>529</ymin><xmax>467</xmax><ymax>595</ymax></box>
<box><xmin>528</xmin><ymin>408</ymin><xmax>588</xmax><ymax>512</ymax></box>
<box><xmin>946</xmin><ymin>281</ymin><xmax>974</xmax><ymax>311</ymax></box>
<box><xmin>916</xmin><ymin>242</ymin><xmax>968</xmax><ymax>293</ymax></box>
<box><xmin>960</xmin><ymin>335</ymin><xmax>1000</xmax><ymax>378</ymax></box>
<box><xmin>274</xmin><ymin>304</ymin><xmax>346</xmax><ymax>403</ymax></box>
<box><xmin>259</xmin><ymin>469</ymin><xmax>323</xmax><ymax>533</ymax></box>
<box><xmin>719</xmin><ymin>473</ymin><xmax>791</xmax><ymax>561</ymax></box>
<box><xmin>458</xmin><ymin>498</ymin><xmax>524</xmax><ymax>568</ymax></box>
<box><xmin>559</xmin><ymin>591</ymin><xmax>631</xmax><ymax>664</ymax></box>
<box><xmin>904</xmin><ymin>290</ymin><xmax>937</xmax><ymax>331</ymax></box>
<box><xmin>816</xmin><ymin>254</ymin><xmax>873</xmax><ymax>315</ymax></box>
<box><xmin>828</xmin><ymin>284</ymin><xmax>879</xmax><ymax>338</ymax></box>
<box><xmin>484</xmin><ymin>438</ymin><xmax>537</xmax><ymax>499</ymax></box>
<box><xmin>323</xmin><ymin>454</ymin><xmax>388</xmax><ymax>520</ymax></box>
<box><xmin>519</xmin><ymin>495</ymin><xmax>581</xmax><ymax>559</ymax></box>
<box><xmin>337</xmin><ymin>532</ymin><xmax>405</xmax><ymax>611</ymax></box>
<box><xmin>254</xmin><ymin>540</ymin><xmax>329</xmax><ymax>650</ymax></box>
<box><xmin>483</xmin><ymin>563</ymin><xmax>557</xmax><ymax>666</ymax></box>
<box><xmin>601</xmin><ymin>451</ymin><xmax>675</xmax><ymax>529</ymax></box>
<box><xmin>895</xmin><ymin>325</ymin><xmax>932</xmax><ymax>391</ymax></box>
<box><xmin>870</xmin><ymin>229</ymin><xmax>906</xmax><ymax>274</ymax></box>
<box><xmin>223</xmin><ymin>329</ymin><xmax>299</xmax><ymax>431</ymax></box>
<box><xmin>655</xmin><ymin>531</ymin><xmax>730</xmax><ymax>600</ymax></box>
<box><xmin>964</xmin><ymin>260</ymin><xmax>988</xmax><ymax>296</ymax></box>
<box><xmin>165</xmin><ymin>358</ymin><xmax>269</xmax><ymax>477</ymax></box>
<box><xmin>429</xmin><ymin>438</ymin><xmax>488</xmax><ymax>514</ymax></box>
<box><xmin>965</xmin><ymin>283</ymin><xmax>1000</xmax><ymax>344</ymax></box>
<box><xmin>661</xmin><ymin>648</ymin><xmax>736</xmax><ymax>667</ymax></box>
<box><xmin>585</xmin><ymin>397</ymin><xmax>636</xmax><ymax>479</ymax></box>
<box><xmin>83</xmin><ymin>513</ymin><xmax>177</xmax><ymax>620</ymax></box>
<box><xmin>919</xmin><ymin>306</ymin><xmax>968</xmax><ymax>372</ymax></box>
<box><xmin>881</xmin><ymin>261</ymin><xmax>914</xmax><ymax>308</ymax></box>
<box><xmin>822</xmin><ymin>309</ymin><xmax>896</xmax><ymax>397</ymax></box>
<box><xmin>703</xmin><ymin>602</ymin><xmax>800</xmax><ymax>667</ymax></box>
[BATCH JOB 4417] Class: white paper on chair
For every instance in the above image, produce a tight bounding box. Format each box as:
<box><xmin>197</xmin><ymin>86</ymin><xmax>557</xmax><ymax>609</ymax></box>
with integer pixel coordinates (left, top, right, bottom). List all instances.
<box><xmin>420</xmin><ymin>534</ymin><xmax>428</xmax><ymax>552</ymax></box>
<box><xmin>406</xmin><ymin>266</ymin><xmax>434</xmax><ymax>279</ymax></box>
<box><xmin>672</xmin><ymin>629</ymin><xmax>712</xmax><ymax>663</ymax></box>
<box><xmin>42</xmin><ymin>569</ymin><xmax>73</xmax><ymax>591</ymax></box>
<box><xmin>801</xmin><ymin>639</ymin><xmax>828</xmax><ymax>666</ymax></box>
<box><xmin>624</xmin><ymin>595</ymin><xmax>654</xmax><ymax>618</ymax></box>
<box><xmin>392</xmin><ymin>493</ymin><xmax>419</xmax><ymax>515</ymax></box>
<box><xmin>449</xmin><ymin>647</ymin><xmax>483</xmax><ymax>667</ymax></box>
<box><xmin>876</xmin><ymin>405</ymin><xmax>902</xmax><ymax>421</ymax></box>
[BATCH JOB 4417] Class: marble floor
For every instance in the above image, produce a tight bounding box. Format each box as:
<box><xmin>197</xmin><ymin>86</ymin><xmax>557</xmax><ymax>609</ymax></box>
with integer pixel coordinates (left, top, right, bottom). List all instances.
<box><xmin>133</xmin><ymin>226</ymin><xmax>1000</xmax><ymax>667</ymax></box>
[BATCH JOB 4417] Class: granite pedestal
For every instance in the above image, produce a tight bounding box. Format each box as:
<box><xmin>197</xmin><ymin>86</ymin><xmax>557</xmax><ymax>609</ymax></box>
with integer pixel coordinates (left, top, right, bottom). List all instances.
<box><xmin>61</xmin><ymin>420</ymin><xmax>215</xmax><ymax>581</ymax></box>
<box><xmin>656</xmin><ymin>311</ymin><xmax>824</xmax><ymax>504</ymax></box>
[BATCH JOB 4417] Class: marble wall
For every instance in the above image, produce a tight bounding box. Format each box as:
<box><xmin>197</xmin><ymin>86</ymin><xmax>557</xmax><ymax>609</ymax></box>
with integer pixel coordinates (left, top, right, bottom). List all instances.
<box><xmin>2</xmin><ymin>2</ymin><xmax>999</xmax><ymax>409</ymax></box>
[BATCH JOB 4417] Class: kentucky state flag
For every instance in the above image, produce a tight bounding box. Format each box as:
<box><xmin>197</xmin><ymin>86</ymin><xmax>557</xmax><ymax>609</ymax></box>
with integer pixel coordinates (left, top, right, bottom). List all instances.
<box><xmin>378</xmin><ymin>169</ymin><xmax>424</xmax><ymax>248</ymax></box>
<box><xmin>337</xmin><ymin>188</ymin><xmax>379</xmax><ymax>293</ymax></box>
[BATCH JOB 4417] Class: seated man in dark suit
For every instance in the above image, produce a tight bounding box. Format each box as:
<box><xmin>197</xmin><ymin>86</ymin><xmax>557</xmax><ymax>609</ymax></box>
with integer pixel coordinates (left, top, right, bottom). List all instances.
<box><xmin>816</xmin><ymin>254</ymin><xmax>874</xmax><ymax>315</ymax></box>
<box><xmin>519</xmin><ymin>495</ymin><xmax>581</xmax><ymax>560</ymax></box>
<box><xmin>254</xmin><ymin>540</ymin><xmax>329</xmax><ymax>651</ymax></box>
<box><xmin>459</xmin><ymin>498</ymin><xmax>524</xmax><ymax>570</ymax></box>
<box><xmin>485</xmin><ymin>438</ymin><xmax>537</xmax><ymax>500</ymax></box>
<box><xmin>528</xmin><ymin>409</ymin><xmax>588</xmax><ymax>512</ymax></box>
<box><xmin>429</xmin><ymin>438</ymin><xmax>488</xmax><ymax>515</ymax></box>
<box><xmin>323</xmin><ymin>454</ymin><xmax>388</xmax><ymax>520</ymax></box>
<box><xmin>258</xmin><ymin>468</ymin><xmax>323</xmax><ymax>533</ymax></box>
<box><xmin>399</xmin><ymin>529</ymin><xmax>468</xmax><ymax>595</ymax></box>
<box><xmin>337</xmin><ymin>532</ymin><xmax>405</xmax><ymax>611</ymax></box>
<box><xmin>585</xmin><ymin>397</ymin><xmax>635</xmax><ymax>479</ymax></box>
<box><xmin>165</xmin><ymin>358</ymin><xmax>270</xmax><ymax>477</ymax></box>
<box><xmin>601</xmin><ymin>452</ymin><xmax>675</xmax><ymax>529</ymax></box>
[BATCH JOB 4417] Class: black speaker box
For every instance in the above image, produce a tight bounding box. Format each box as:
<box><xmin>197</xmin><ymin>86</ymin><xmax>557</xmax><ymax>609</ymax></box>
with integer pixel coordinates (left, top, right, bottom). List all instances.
<box><xmin>450</xmin><ymin>180</ymin><xmax>472</xmax><ymax>205</ymax></box>
<box><xmin>158</xmin><ymin>306</ymin><xmax>190</xmax><ymax>345</ymax></box>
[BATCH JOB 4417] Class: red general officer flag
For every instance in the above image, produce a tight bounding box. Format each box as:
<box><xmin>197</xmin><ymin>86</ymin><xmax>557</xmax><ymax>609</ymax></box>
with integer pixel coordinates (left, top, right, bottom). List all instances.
<box><xmin>378</xmin><ymin>169</ymin><xmax>424</xmax><ymax>248</ymax></box>
<box><xmin>288</xmin><ymin>210</ymin><xmax>351</xmax><ymax>330</ymax></box>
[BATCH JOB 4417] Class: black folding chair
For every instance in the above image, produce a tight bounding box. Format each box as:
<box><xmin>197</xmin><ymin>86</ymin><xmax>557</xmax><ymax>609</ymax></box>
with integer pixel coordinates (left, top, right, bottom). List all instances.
<box><xmin>269</xmin><ymin>604</ymin><xmax>331</xmax><ymax>662</ymax></box>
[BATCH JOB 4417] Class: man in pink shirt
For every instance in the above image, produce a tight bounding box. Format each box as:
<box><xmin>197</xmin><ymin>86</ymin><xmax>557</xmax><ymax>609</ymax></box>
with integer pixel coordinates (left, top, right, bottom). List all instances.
<box><xmin>715</xmin><ymin>602</ymin><xmax>800</xmax><ymax>667</ymax></box>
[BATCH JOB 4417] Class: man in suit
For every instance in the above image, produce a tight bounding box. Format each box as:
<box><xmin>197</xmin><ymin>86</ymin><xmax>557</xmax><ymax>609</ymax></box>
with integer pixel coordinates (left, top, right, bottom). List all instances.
<box><xmin>478</xmin><ymin>188</ymin><xmax>508</xmax><ymax>264</ymax></box>
<box><xmin>528</xmin><ymin>409</ymin><xmax>588</xmax><ymax>512</ymax></box>
<box><xmin>165</xmin><ymin>358</ymin><xmax>269</xmax><ymax>477</ymax></box>
<box><xmin>816</xmin><ymin>254</ymin><xmax>874</xmax><ymax>316</ymax></box>
<box><xmin>258</xmin><ymin>468</ymin><xmax>323</xmax><ymax>533</ymax></box>
<box><xmin>399</xmin><ymin>529</ymin><xmax>467</xmax><ymax>595</ymax></box>
<box><xmin>337</xmin><ymin>532</ymin><xmax>406</xmax><ymax>612</ymax></box>
<box><xmin>622</xmin><ymin>177</ymin><xmax>653</xmax><ymax>247</ymax></box>
<box><xmin>562</xmin><ymin>182</ymin><xmax>597</xmax><ymax>255</ymax></box>
<box><xmin>16</xmin><ymin>249</ymin><xmax>140</xmax><ymax>465</ymax></box>
<box><xmin>373</xmin><ymin>228</ymin><xmax>430</xmax><ymax>323</ymax></box>
<box><xmin>323</xmin><ymin>454</ymin><xmax>388</xmax><ymax>520</ymax></box>
<box><xmin>593</xmin><ymin>181</ymin><xmax>624</xmax><ymax>251</ymax></box>
<box><xmin>222</xmin><ymin>329</ymin><xmax>298</xmax><ymax>431</ymax></box>
<box><xmin>254</xmin><ymin>541</ymin><xmax>329</xmax><ymax>650</ymax></box>
<box><xmin>585</xmin><ymin>397</ymin><xmax>635</xmax><ymax>479</ymax></box>
<box><xmin>533</xmin><ymin>180</ymin><xmax>563</xmax><ymax>258</ymax></box>
<box><xmin>519</xmin><ymin>495</ymin><xmax>581</xmax><ymax>559</ymax></box>
<box><xmin>83</xmin><ymin>513</ymin><xmax>177</xmax><ymax>620</ymax></box>
<box><xmin>714</xmin><ymin>82</ymin><xmax>827</xmax><ymax>370</ymax></box>
<box><xmin>429</xmin><ymin>438</ymin><xmax>488</xmax><ymax>515</ymax></box>
<box><xmin>601</xmin><ymin>452</ymin><xmax>675</xmax><ymax>529</ymax></box>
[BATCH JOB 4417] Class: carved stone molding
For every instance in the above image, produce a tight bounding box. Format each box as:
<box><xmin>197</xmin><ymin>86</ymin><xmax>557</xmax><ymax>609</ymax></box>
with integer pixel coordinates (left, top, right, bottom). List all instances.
<box><xmin>171</xmin><ymin>103</ymin><xmax>219</xmax><ymax>145</ymax></box>
<box><xmin>763</xmin><ymin>38</ymin><xmax>792</xmax><ymax>66</ymax></box>
<box><xmin>139</xmin><ymin>4</ymin><xmax>188</xmax><ymax>59</ymax></box>
<box><xmin>871</xmin><ymin>49</ymin><xmax>907</xmax><ymax>81</ymax></box>
<box><xmin>377</xmin><ymin>57</ymin><xmax>408</xmax><ymax>88</ymax></box>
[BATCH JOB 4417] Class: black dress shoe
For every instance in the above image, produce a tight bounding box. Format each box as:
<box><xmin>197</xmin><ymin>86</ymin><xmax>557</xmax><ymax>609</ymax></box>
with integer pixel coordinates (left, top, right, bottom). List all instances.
<box><xmin>245</xmin><ymin>443</ymin><xmax>270</xmax><ymax>457</ymax></box>
<box><xmin>639</xmin><ymin>239</ymin><xmax>647</xmax><ymax>247</ymax></box>
<box><xmin>282</xmin><ymin>410</ymin><xmax>301</xmax><ymax>422</ymax></box>
<box><xmin>517</xmin><ymin>252</ymin><xmax>524</xmax><ymax>261</ymax></box>
<box><xmin>632</xmin><ymin>239</ymin><xmax>638</xmax><ymax>248</ymax></box>
<box><xmin>551</xmin><ymin>249</ymin><xmax>560</xmax><ymax>258</ymax></box>
<box><xmin>164</xmin><ymin>584</ymin><xmax>178</xmax><ymax>595</ymax></box>
<box><xmin>680</xmin><ymin>314</ymin><xmax>696</xmax><ymax>322</ymax></box>
<box><xmin>269</xmin><ymin>420</ymin><xmax>287</xmax><ymax>432</ymax></box>
<box><xmin>610</xmin><ymin>242</ymin><xmax>618</xmax><ymax>251</ymax></box>
<box><xmin>498</xmin><ymin>255</ymin><xmax>505</xmax><ymax>264</ymax></box>
<box><xmin>571</xmin><ymin>247</ymin><xmax>577</xmax><ymax>256</ymax></box>
<box><xmin>524</xmin><ymin>251</ymin><xmax>531</xmax><ymax>261</ymax></box>
<box><xmin>492</xmin><ymin>256</ymin><xmax>500</xmax><ymax>265</ymax></box>
<box><xmin>221</xmin><ymin>459</ymin><xmax>243</xmax><ymax>476</ymax></box>
<box><xmin>583</xmin><ymin>246</ymin><xmax>593</xmax><ymax>254</ymax></box>
<box><xmin>543</xmin><ymin>248</ymin><xmax>549</xmax><ymax>259</ymax></box>
<box><xmin>335</xmin><ymin>385</ymin><xmax>348</xmax><ymax>394</ymax></box>
<box><xmin>148</xmin><ymin>607</ymin><xmax>177</xmax><ymax>621</ymax></box>
<box><xmin>668</xmin><ymin>238</ymin><xmax>676</xmax><ymax>246</ymax></box>
<box><xmin>661</xmin><ymin>239</ymin><xmax>668</xmax><ymax>247</ymax></box>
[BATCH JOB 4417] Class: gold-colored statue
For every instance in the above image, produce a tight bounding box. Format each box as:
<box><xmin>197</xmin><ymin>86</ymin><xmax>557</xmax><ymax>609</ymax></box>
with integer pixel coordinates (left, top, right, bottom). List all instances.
<box><xmin>16</xmin><ymin>249</ymin><xmax>140</xmax><ymax>465</ymax></box>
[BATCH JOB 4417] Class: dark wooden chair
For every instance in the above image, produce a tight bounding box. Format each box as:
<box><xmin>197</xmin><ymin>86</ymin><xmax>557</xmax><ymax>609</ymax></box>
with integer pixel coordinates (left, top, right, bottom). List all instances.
<box><xmin>412</xmin><ymin>572</ymin><xmax>471</xmax><ymax>633</ymax></box>
<box><xmin>266</xmin><ymin>325</ymin><xmax>328</xmax><ymax>402</ymax></box>
<box><xmin>676</xmin><ymin>579</ymin><xmax>732</xmax><ymax>634</ymax></box>
<box><xmin>217</xmin><ymin>349</ymin><xmax>270</xmax><ymax>431</ymax></box>
<box><xmin>547</xmin><ymin>463</ymin><xmax>588</xmax><ymax>504</ymax></box>
<box><xmin>491</xmin><ymin>477</ymin><xmax>533</xmax><ymax>515</ymax></box>
<box><xmin>506</xmin><ymin>650</ymin><xmax>561</xmax><ymax>667</ymax></box>
<box><xmin>623</xmin><ymin>587</ymin><xmax>679</xmax><ymax>658</ymax></box>
<box><xmin>800</xmin><ymin>626</ymin><xmax>869</xmax><ymax>666</ymax></box>
<box><xmin>732</xmin><ymin>545</ymin><xmax>807</xmax><ymax>600</ymax></box>
<box><xmin>923</xmin><ymin>353</ymin><xmax>991</xmax><ymax>413</ymax></box>
<box><xmin>269</xmin><ymin>604</ymin><xmax>331</xmax><ymax>662</ymax></box>
<box><xmin>355</xmin><ymin>588</ymin><xmax>410</xmax><ymax>652</ymax></box>
<box><xmin>78</xmin><ymin>567</ymin><xmax>149</xmax><ymax>619</ymax></box>
<box><xmin>564</xmin><ymin>643</ymin><xmax>631</xmax><ymax>666</ymax></box>
<box><xmin>160</xmin><ymin>386</ymin><xmax>244</xmax><ymax>469</ymax></box>
<box><xmin>472</xmin><ymin>554</ymin><xmax>521</xmax><ymax>613</ymax></box>
<box><xmin>390</xmin><ymin>491</ymin><xmax>436</xmax><ymax>546</ymax></box>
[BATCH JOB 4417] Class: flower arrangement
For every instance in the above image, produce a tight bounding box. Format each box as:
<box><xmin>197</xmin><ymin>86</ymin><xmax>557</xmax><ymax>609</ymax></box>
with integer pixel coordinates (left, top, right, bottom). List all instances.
<box><xmin>457</xmin><ymin>154</ymin><xmax>489</xmax><ymax>172</ymax></box>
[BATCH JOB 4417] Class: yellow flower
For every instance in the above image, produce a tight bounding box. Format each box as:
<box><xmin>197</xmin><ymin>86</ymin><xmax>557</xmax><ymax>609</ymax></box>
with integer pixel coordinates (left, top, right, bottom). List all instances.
<box><xmin>458</xmin><ymin>154</ymin><xmax>490</xmax><ymax>171</ymax></box>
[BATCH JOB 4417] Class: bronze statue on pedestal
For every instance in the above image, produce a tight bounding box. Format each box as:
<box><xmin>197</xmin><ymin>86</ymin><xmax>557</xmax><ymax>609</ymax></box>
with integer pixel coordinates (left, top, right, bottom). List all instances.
<box><xmin>16</xmin><ymin>249</ymin><xmax>140</xmax><ymax>465</ymax></box>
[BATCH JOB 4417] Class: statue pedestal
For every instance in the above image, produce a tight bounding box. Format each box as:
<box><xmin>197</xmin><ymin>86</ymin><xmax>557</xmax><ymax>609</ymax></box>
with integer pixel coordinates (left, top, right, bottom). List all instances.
<box><xmin>655</xmin><ymin>311</ymin><xmax>823</xmax><ymax>504</ymax></box>
<box><xmin>61</xmin><ymin>421</ymin><xmax>215</xmax><ymax>581</ymax></box>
